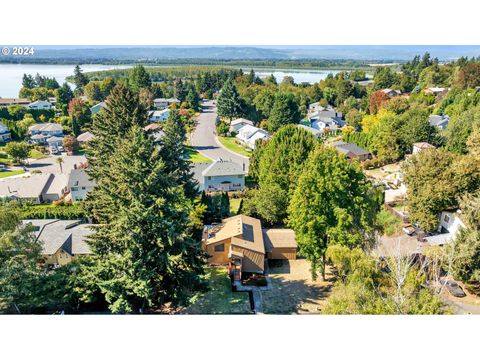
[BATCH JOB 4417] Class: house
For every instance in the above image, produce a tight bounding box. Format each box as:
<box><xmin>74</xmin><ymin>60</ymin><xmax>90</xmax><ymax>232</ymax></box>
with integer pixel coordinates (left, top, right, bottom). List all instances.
<box><xmin>297</xmin><ymin>124</ymin><xmax>322</xmax><ymax>139</ymax></box>
<box><xmin>308</xmin><ymin>107</ymin><xmax>343</xmax><ymax>121</ymax></box>
<box><xmin>424</xmin><ymin>87</ymin><xmax>449</xmax><ymax>96</ymax></box>
<box><xmin>148</xmin><ymin>109</ymin><xmax>170</xmax><ymax>122</ymax></box>
<box><xmin>0</xmin><ymin>173</ymin><xmax>68</xmax><ymax>204</ymax></box>
<box><xmin>27</xmin><ymin>100</ymin><xmax>53</xmax><ymax>110</ymax></box>
<box><xmin>235</xmin><ymin>124</ymin><xmax>270</xmax><ymax>149</ymax></box>
<box><xmin>412</xmin><ymin>142</ymin><xmax>436</xmax><ymax>154</ymax></box>
<box><xmin>192</xmin><ymin>159</ymin><xmax>246</xmax><ymax>193</ymax></box>
<box><xmin>428</xmin><ymin>114</ymin><xmax>449</xmax><ymax>130</ymax></box>
<box><xmin>0</xmin><ymin>98</ymin><xmax>30</xmax><ymax>107</ymax></box>
<box><xmin>380</xmin><ymin>89</ymin><xmax>402</xmax><ymax>97</ymax></box>
<box><xmin>355</xmin><ymin>79</ymin><xmax>375</xmax><ymax>87</ymax></box>
<box><xmin>90</xmin><ymin>102</ymin><xmax>107</xmax><ymax>114</ymax></box>
<box><xmin>229</xmin><ymin>118</ymin><xmax>254</xmax><ymax>133</ymax></box>
<box><xmin>311</xmin><ymin>117</ymin><xmax>341</xmax><ymax>134</ymax></box>
<box><xmin>202</xmin><ymin>215</ymin><xmax>298</xmax><ymax>279</ymax></box>
<box><xmin>68</xmin><ymin>169</ymin><xmax>96</xmax><ymax>202</ymax></box>
<box><xmin>153</xmin><ymin>98</ymin><xmax>178</xmax><ymax>110</ymax></box>
<box><xmin>47</xmin><ymin>136</ymin><xmax>64</xmax><ymax>148</ymax></box>
<box><xmin>0</xmin><ymin>122</ymin><xmax>12</xmax><ymax>142</ymax></box>
<box><xmin>28</xmin><ymin>123</ymin><xmax>64</xmax><ymax>144</ymax></box>
<box><xmin>77</xmin><ymin>131</ymin><xmax>95</xmax><ymax>144</ymax></box>
<box><xmin>332</xmin><ymin>141</ymin><xmax>372</xmax><ymax>161</ymax></box>
<box><xmin>424</xmin><ymin>210</ymin><xmax>466</xmax><ymax>246</ymax></box>
<box><xmin>23</xmin><ymin>219</ymin><xmax>93</xmax><ymax>266</ymax></box>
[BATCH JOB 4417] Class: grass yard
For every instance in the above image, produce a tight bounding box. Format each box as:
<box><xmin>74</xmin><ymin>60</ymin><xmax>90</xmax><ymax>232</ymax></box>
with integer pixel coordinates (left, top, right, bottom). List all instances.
<box><xmin>185</xmin><ymin>146</ymin><xmax>212</xmax><ymax>163</ymax></box>
<box><xmin>29</xmin><ymin>149</ymin><xmax>47</xmax><ymax>160</ymax></box>
<box><xmin>229</xmin><ymin>198</ymin><xmax>242</xmax><ymax>216</ymax></box>
<box><xmin>262</xmin><ymin>259</ymin><xmax>334</xmax><ymax>314</ymax></box>
<box><xmin>377</xmin><ymin>210</ymin><xmax>403</xmax><ymax>236</ymax></box>
<box><xmin>217</xmin><ymin>136</ymin><xmax>251</xmax><ymax>157</ymax></box>
<box><xmin>0</xmin><ymin>170</ymin><xmax>26</xmax><ymax>179</ymax></box>
<box><xmin>185</xmin><ymin>267</ymin><xmax>251</xmax><ymax>314</ymax></box>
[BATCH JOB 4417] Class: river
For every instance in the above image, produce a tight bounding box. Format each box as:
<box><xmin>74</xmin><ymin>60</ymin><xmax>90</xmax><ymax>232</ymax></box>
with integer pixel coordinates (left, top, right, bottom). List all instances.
<box><xmin>0</xmin><ymin>64</ymin><xmax>342</xmax><ymax>98</ymax></box>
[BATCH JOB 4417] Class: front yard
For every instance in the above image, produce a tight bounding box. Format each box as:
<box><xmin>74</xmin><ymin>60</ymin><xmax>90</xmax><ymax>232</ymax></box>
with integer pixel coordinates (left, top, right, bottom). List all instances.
<box><xmin>217</xmin><ymin>136</ymin><xmax>251</xmax><ymax>157</ymax></box>
<box><xmin>185</xmin><ymin>267</ymin><xmax>252</xmax><ymax>314</ymax></box>
<box><xmin>262</xmin><ymin>259</ymin><xmax>334</xmax><ymax>314</ymax></box>
<box><xmin>185</xmin><ymin>145</ymin><xmax>212</xmax><ymax>163</ymax></box>
<box><xmin>0</xmin><ymin>170</ymin><xmax>25</xmax><ymax>179</ymax></box>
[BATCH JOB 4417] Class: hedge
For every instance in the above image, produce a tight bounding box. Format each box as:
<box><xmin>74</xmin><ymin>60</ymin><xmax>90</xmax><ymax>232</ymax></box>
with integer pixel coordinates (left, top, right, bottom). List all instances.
<box><xmin>19</xmin><ymin>204</ymin><xmax>86</xmax><ymax>220</ymax></box>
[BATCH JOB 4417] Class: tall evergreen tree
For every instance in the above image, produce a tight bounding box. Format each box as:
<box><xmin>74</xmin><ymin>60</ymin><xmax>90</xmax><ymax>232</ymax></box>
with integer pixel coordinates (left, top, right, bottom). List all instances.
<box><xmin>267</xmin><ymin>92</ymin><xmax>301</xmax><ymax>132</ymax></box>
<box><xmin>56</xmin><ymin>82</ymin><xmax>74</xmax><ymax>107</ymax></box>
<box><xmin>84</xmin><ymin>86</ymin><xmax>205</xmax><ymax>313</ymax></box>
<box><xmin>159</xmin><ymin>109</ymin><xmax>198</xmax><ymax>199</ymax></box>
<box><xmin>174</xmin><ymin>79</ymin><xmax>187</xmax><ymax>103</ymax></box>
<box><xmin>73</xmin><ymin>65</ymin><xmax>88</xmax><ymax>90</ymax></box>
<box><xmin>216</xmin><ymin>78</ymin><xmax>244</xmax><ymax>122</ymax></box>
<box><xmin>186</xmin><ymin>83</ymin><xmax>200</xmax><ymax>110</ymax></box>
<box><xmin>128</xmin><ymin>65</ymin><xmax>151</xmax><ymax>93</ymax></box>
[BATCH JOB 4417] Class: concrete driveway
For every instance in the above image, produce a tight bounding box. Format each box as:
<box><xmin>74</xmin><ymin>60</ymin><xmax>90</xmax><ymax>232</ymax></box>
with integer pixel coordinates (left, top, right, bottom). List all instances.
<box><xmin>190</xmin><ymin>100</ymin><xmax>249</xmax><ymax>171</ymax></box>
<box><xmin>26</xmin><ymin>154</ymin><xmax>87</xmax><ymax>174</ymax></box>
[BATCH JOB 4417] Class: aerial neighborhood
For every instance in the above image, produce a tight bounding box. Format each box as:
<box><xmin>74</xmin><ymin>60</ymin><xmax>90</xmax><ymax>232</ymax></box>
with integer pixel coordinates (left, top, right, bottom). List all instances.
<box><xmin>1</xmin><ymin>52</ymin><xmax>480</xmax><ymax>316</ymax></box>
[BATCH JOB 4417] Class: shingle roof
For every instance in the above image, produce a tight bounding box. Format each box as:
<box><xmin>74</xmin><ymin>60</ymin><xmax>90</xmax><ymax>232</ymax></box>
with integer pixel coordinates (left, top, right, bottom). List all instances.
<box><xmin>263</xmin><ymin>229</ymin><xmax>297</xmax><ymax>251</ymax></box>
<box><xmin>333</xmin><ymin>141</ymin><xmax>371</xmax><ymax>156</ymax></box>
<box><xmin>202</xmin><ymin>159</ymin><xmax>245</xmax><ymax>177</ymax></box>
<box><xmin>0</xmin><ymin>174</ymin><xmax>53</xmax><ymax>199</ymax></box>
<box><xmin>231</xmin><ymin>118</ymin><xmax>254</xmax><ymax>126</ymax></box>
<box><xmin>23</xmin><ymin>219</ymin><xmax>93</xmax><ymax>256</ymax></box>
<box><xmin>77</xmin><ymin>131</ymin><xmax>95</xmax><ymax>142</ymax></box>
<box><xmin>29</xmin><ymin>123</ymin><xmax>63</xmax><ymax>133</ymax></box>
<box><xmin>68</xmin><ymin>169</ymin><xmax>96</xmax><ymax>189</ymax></box>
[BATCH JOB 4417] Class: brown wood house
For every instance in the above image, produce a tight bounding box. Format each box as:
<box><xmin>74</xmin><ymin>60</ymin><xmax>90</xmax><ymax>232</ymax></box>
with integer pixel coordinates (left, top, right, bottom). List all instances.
<box><xmin>202</xmin><ymin>215</ymin><xmax>297</xmax><ymax>280</ymax></box>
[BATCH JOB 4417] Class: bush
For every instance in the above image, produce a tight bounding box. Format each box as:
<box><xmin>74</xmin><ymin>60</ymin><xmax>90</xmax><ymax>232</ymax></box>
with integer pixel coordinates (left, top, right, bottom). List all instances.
<box><xmin>216</xmin><ymin>121</ymin><xmax>229</xmax><ymax>136</ymax></box>
<box><xmin>19</xmin><ymin>204</ymin><xmax>86</xmax><ymax>220</ymax></box>
<box><xmin>377</xmin><ymin>210</ymin><xmax>402</xmax><ymax>236</ymax></box>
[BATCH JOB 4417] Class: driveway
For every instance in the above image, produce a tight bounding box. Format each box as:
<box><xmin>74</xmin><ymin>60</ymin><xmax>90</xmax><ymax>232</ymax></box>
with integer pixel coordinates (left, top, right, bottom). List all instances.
<box><xmin>190</xmin><ymin>100</ymin><xmax>249</xmax><ymax>171</ymax></box>
<box><xmin>26</xmin><ymin>154</ymin><xmax>87</xmax><ymax>174</ymax></box>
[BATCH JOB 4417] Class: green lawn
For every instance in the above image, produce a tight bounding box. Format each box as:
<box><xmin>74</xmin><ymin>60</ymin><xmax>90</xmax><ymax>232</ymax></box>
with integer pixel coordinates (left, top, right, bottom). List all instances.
<box><xmin>29</xmin><ymin>149</ymin><xmax>47</xmax><ymax>160</ymax></box>
<box><xmin>229</xmin><ymin>198</ymin><xmax>242</xmax><ymax>216</ymax></box>
<box><xmin>217</xmin><ymin>136</ymin><xmax>251</xmax><ymax>157</ymax></box>
<box><xmin>185</xmin><ymin>268</ymin><xmax>251</xmax><ymax>314</ymax></box>
<box><xmin>185</xmin><ymin>146</ymin><xmax>212</xmax><ymax>163</ymax></box>
<box><xmin>0</xmin><ymin>170</ymin><xmax>25</xmax><ymax>179</ymax></box>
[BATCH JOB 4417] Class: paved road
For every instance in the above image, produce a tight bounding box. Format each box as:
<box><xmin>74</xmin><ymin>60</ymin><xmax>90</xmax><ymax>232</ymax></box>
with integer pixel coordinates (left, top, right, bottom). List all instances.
<box><xmin>190</xmin><ymin>100</ymin><xmax>249</xmax><ymax>171</ymax></box>
<box><xmin>26</xmin><ymin>154</ymin><xmax>88</xmax><ymax>174</ymax></box>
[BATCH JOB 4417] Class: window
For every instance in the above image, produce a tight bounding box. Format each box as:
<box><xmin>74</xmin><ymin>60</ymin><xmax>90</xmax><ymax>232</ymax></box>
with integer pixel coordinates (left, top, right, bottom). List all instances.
<box><xmin>71</xmin><ymin>187</ymin><xmax>78</xmax><ymax>191</ymax></box>
<box><xmin>81</xmin><ymin>187</ymin><xmax>86</xmax><ymax>190</ymax></box>
<box><xmin>444</xmin><ymin>214</ymin><xmax>450</xmax><ymax>223</ymax></box>
<box><xmin>207</xmin><ymin>176</ymin><xmax>211</xmax><ymax>180</ymax></box>
<box><xmin>214</xmin><ymin>244</ymin><xmax>224</xmax><ymax>252</ymax></box>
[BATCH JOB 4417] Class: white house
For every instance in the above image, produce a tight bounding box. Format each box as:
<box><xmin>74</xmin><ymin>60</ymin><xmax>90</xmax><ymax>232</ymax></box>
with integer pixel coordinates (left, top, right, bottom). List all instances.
<box><xmin>47</xmin><ymin>136</ymin><xmax>64</xmax><ymax>148</ymax></box>
<box><xmin>235</xmin><ymin>124</ymin><xmax>270</xmax><ymax>149</ymax></box>
<box><xmin>29</xmin><ymin>123</ymin><xmax>64</xmax><ymax>144</ymax></box>
<box><xmin>424</xmin><ymin>211</ymin><xmax>466</xmax><ymax>245</ymax></box>
<box><xmin>424</xmin><ymin>87</ymin><xmax>449</xmax><ymax>96</ymax></box>
<box><xmin>428</xmin><ymin>115</ymin><xmax>449</xmax><ymax>130</ymax></box>
<box><xmin>229</xmin><ymin>118</ymin><xmax>254</xmax><ymax>133</ymax></box>
<box><xmin>192</xmin><ymin>159</ymin><xmax>246</xmax><ymax>192</ymax></box>
<box><xmin>311</xmin><ymin>117</ymin><xmax>340</xmax><ymax>134</ymax></box>
<box><xmin>0</xmin><ymin>122</ymin><xmax>11</xmax><ymax>142</ymax></box>
<box><xmin>154</xmin><ymin>98</ymin><xmax>178</xmax><ymax>110</ymax></box>
<box><xmin>297</xmin><ymin>124</ymin><xmax>322</xmax><ymax>139</ymax></box>
<box><xmin>148</xmin><ymin>109</ymin><xmax>170</xmax><ymax>122</ymax></box>
<box><xmin>27</xmin><ymin>100</ymin><xmax>53</xmax><ymax>110</ymax></box>
<box><xmin>68</xmin><ymin>169</ymin><xmax>96</xmax><ymax>202</ymax></box>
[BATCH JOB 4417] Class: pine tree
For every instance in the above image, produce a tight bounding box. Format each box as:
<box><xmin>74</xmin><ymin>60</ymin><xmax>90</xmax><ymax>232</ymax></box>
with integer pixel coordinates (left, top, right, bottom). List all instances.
<box><xmin>186</xmin><ymin>83</ymin><xmax>200</xmax><ymax>110</ymax></box>
<box><xmin>128</xmin><ymin>65</ymin><xmax>151</xmax><ymax>93</ymax></box>
<box><xmin>268</xmin><ymin>92</ymin><xmax>301</xmax><ymax>132</ymax></box>
<box><xmin>159</xmin><ymin>109</ymin><xmax>198</xmax><ymax>199</ymax></box>
<box><xmin>73</xmin><ymin>65</ymin><xmax>88</xmax><ymax>90</ymax></box>
<box><xmin>174</xmin><ymin>79</ymin><xmax>187</xmax><ymax>103</ymax></box>
<box><xmin>85</xmin><ymin>125</ymin><xmax>205</xmax><ymax>313</ymax></box>
<box><xmin>216</xmin><ymin>78</ymin><xmax>244</xmax><ymax>123</ymax></box>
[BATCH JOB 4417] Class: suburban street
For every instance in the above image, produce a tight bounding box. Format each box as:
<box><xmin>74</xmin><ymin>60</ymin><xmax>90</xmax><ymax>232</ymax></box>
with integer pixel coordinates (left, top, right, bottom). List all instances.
<box><xmin>190</xmin><ymin>100</ymin><xmax>249</xmax><ymax>171</ymax></box>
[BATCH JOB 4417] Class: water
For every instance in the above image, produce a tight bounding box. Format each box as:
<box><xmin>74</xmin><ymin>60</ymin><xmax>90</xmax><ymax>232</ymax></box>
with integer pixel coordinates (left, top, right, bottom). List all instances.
<box><xmin>0</xmin><ymin>63</ymin><xmax>342</xmax><ymax>98</ymax></box>
<box><xmin>0</xmin><ymin>64</ymin><xmax>132</xmax><ymax>98</ymax></box>
<box><xmin>246</xmin><ymin>68</ymin><xmax>341</xmax><ymax>84</ymax></box>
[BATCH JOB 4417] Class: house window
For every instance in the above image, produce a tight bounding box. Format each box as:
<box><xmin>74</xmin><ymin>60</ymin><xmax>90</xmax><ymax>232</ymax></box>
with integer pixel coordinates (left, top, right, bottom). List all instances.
<box><xmin>443</xmin><ymin>214</ymin><xmax>450</xmax><ymax>223</ymax></box>
<box><xmin>207</xmin><ymin>176</ymin><xmax>211</xmax><ymax>180</ymax></box>
<box><xmin>71</xmin><ymin>187</ymin><xmax>78</xmax><ymax>191</ymax></box>
<box><xmin>214</xmin><ymin>244</ymin><xmax>224</xmax><ymax>252</ymax></box>
<box><xmin>81</xmin><ymin>187</ymin><xmax>86</xmax><ymax>190</ymax></box>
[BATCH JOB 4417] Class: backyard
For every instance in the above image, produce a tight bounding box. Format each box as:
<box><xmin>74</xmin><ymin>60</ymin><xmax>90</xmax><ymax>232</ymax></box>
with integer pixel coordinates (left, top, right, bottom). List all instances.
<box><xmin>262</xmin><ymin>259</ymin><xmax>334</xmax><ymax>314</ymax></box>
<box><xmin>185</xmin><ymin>267</ymin><xmax>252</xmax><ymax>314</ymax></box>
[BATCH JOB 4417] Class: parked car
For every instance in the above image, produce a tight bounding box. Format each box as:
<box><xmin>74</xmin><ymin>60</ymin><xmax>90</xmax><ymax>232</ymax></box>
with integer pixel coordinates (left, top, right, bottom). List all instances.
<box><xmin>49</xmin><ymin>146</ymin><xmax>59</xmax><ymax>155</ymax></box>
<box><xmin>58</xmin><ymin>146</ymin><xmax>64</xmax><ymax>152</ymax></box>
<box><xmin>440</xmin><ymin>278</ymin><xmax>466</xmax><ymax>297</ymax></box>
<box><xmin>0</xmin><ymin>164</ymin><xmax>6</xmax><ymax>171</ymax></box>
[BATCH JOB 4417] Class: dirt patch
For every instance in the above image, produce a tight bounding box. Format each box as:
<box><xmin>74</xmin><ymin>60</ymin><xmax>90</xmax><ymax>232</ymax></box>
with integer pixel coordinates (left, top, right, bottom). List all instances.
<box><xmin>262</xmin><ymin>259</ymin><xmax>334</xmax><ymax>314</ymax></box>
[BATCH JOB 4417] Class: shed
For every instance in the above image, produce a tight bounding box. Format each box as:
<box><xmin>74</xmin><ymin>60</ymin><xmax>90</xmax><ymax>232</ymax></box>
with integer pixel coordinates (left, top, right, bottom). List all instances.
<box><xmin>263</xmin><ymin>229</ymin><xmax>297</xmax><ymax>260</ymax></box>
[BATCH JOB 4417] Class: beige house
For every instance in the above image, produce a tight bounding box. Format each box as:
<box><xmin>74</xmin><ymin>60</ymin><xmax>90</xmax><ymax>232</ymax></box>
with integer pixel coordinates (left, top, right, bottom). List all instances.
<box><xmin>202</xmin><ymin>215</ymin><xmax>297</xmax><ymax>280</ymax></box>
<box><xmin>23</xmin><ymin>219</ymin><xmax>93</xmax><ymax>267</ymax></box>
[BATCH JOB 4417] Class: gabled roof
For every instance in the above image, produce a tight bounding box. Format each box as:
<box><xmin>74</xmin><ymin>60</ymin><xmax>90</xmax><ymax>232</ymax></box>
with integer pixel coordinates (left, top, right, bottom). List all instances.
<box><xmin>0</xmin><ymin>98</ymin><xmax>30</xmax><ymax>106</ymax></box>
<box><xmin>413</xmin><ymin>142</ymin><xmax>436</xmax><ymax>150</ymax></box>
<box><xmin>28</xmin><ymin>100</ymin><xmax>52</xmax><ymax>107</ymax></box>
<box><xmin>202</xmin><ymin>159</ymin><xmax>245</xmax><ymax>177</ymax></box>
<box><xmin>332</xmin><ymin>141</ymin><xmax>370</xmax><ymax>157</ymax></box>
<box><xmin>47</xmin><ymin>136</ymin><xmax>64</xmax><ymax>143</ymax></box>
<box><xmin>68</xmin><ymin>169</ymin><xmax>96</xmax><ymax>189</ymax></box>
<box><xmin>205</xmin><ymin>215</ymin><xmax>265</xmax><ymax>254</ymax></box>
<box><xmin>23</xmin><ymin>219</ymin><xmax>93</xmax><ymax>256</ymax></box>
<box><xmin>28</xmin><ymin>123</ymin><xmax>63</xmax><ymax>133</ymax></box>
<box><xmin>298</xmin><ymin>124</ymin><xmax>322</xmax><ymax>136</ymax></box>
<box><xmin>77</xmin><ymin>131</ymin><xmax>95</xmax><ymax>142</ymax></box>
<box><xmin>231</xmin><ymin>118</ymin><xmax>254</xmax><ymax>126</ymax></box>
